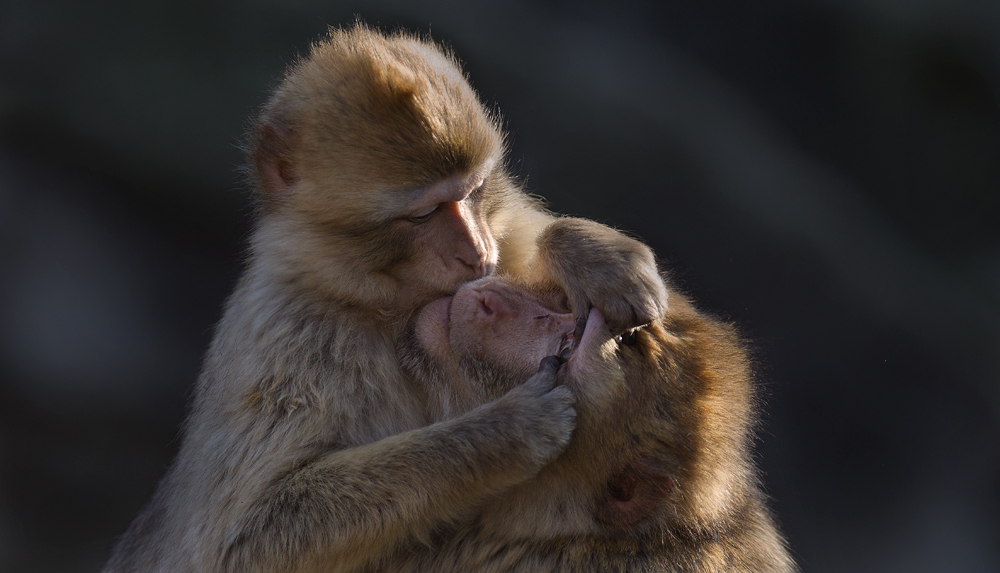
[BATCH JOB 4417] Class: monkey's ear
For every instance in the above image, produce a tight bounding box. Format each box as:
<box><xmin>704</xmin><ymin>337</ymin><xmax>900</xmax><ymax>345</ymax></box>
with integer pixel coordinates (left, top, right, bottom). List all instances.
<box><xmin>595</xmin><ymin>457</ymin><xmax>673</xmax><ymax>528</ymax></box>
<box><xmin>254</xmin><ymin>122</ymin><xmax>297</xmax><ymax>194</ymax></box>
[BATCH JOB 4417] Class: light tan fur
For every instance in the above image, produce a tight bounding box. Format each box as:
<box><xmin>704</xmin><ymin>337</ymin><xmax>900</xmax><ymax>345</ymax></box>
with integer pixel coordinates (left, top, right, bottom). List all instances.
<box><xmin>102</xmin><ymin>25</ymin><xmax>666</xmax><ymax>573</ymax></box>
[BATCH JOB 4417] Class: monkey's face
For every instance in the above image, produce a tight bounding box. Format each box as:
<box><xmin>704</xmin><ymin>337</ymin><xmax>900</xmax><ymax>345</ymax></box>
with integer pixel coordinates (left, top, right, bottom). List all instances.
<box><xmin>408</xmin><ymin>276</ymin><xmax>636</xmax><ymax>417</ymax></box>
<box><xmin>251</xmin><ymin>159</ymin><xmax>504</xmax><ymax>311</ymax></box>
<box><xmin>403</xmin><ymin>277</ymin><xmax>575</xmax><ymax>417</ymax></box>
<box><xmin>248</xmin><ymin>26</ymin><xmax>512</xmax><ymax>312</ymax></box>
<box><xmin>378</xmin><ymin>168</ymin><xmax>501</xmax><ymax>305</ymax></box>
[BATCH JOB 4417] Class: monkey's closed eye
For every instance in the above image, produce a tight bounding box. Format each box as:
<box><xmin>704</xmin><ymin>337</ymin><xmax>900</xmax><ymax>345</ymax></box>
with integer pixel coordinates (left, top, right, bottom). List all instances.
<box><xmin>407</xmin><ymin>204</ymin><xmax>440</xmax><ymax>224</ymax></box>
<box><xmin>468</xmin><ymin>180</ymin><xmax>485</xmax><ymax>199</ymax></box>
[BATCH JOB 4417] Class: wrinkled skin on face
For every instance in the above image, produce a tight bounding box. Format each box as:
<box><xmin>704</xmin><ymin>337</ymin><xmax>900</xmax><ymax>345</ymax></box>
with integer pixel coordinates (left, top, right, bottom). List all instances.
<box><xmin>406</xmin><ymin>277</ymin><xmax>581</xmax><ymax>419</ymax></box>
<box><xmin>408</xmin><ymin>276</ymin><xmax>626</xmax><ymax>423</ymax></box>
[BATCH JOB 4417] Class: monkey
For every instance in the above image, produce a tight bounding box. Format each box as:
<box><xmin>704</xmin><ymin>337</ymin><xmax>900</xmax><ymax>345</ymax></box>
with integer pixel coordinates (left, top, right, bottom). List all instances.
<box><xmin>102</xmin><ymin>25</ymin><xmax>667</xmax><ymax>573</ymax></box>
<box><xmin>389</xmin><ymin>220</ymin><xmax>796</xmax><ymax>572</ymax></box>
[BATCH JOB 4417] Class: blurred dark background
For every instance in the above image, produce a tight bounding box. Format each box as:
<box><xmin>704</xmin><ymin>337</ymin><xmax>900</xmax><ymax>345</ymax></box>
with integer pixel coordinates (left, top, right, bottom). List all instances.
<box><xmin>1</xmin><ymin>0</ymin><xmax>997</xmax><ymax>571</ymax></box>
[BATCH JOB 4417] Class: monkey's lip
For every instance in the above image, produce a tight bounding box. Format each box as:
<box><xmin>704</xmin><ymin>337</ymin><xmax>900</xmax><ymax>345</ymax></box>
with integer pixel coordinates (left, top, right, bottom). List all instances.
<box><xmin>578</xmin><ymin>308</ymin><xmax>605</xmax><ymax>350</ymax></box>
<box><xmin>442</xmin><ymin>295</ymin><xmax>454</xmax><ymax>339</ymax></box>
<box><xmin>557</xmin><ymin>332</ymin><xmax>576</xmax><ymax>359</ymax></box>
<box><xmin>563</xmin><ymin>308</ymin><xmax>604</xmax><ymax>376</ymax></box>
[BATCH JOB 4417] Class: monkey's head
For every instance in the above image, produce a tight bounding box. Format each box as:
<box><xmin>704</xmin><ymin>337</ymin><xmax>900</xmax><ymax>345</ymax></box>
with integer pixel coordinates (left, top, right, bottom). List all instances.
<box><xmin>405</xmin><ymin>277</ymin><xmax>758</xmax><ymax>536</ymax></box>
<box><xmin>246</xmin><ymin>25</ymin><xmax>513</xmax><ymax>313</ymax></box>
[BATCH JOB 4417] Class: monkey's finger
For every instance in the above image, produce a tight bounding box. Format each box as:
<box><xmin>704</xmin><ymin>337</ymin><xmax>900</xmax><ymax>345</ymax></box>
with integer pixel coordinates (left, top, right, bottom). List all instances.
<box><xmin>637</xmin><ymin>276</ymin><xmax>669</xmax><ymax>318</ymax></box>
<box><xmin>521</xmin><ymin>356</ymin><xmax>562</xmax><ymax>394</ymax></box>
<box><xmin>538</xmin><ymin>355</ymin><xmax>562</xmax><ymax>373</ymax></box>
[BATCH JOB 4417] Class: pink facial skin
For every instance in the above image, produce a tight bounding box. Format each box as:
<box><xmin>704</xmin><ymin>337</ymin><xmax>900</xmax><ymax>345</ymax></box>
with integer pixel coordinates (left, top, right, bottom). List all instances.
<box><xmin>414</xmin><ymin>276</ymin><xmax>614</xmax><ymax>391</ymax></box>
<box><xmin>415</xmin><ymin>277</ymin><xmax>572</xmax><ymax>377</ymax></box>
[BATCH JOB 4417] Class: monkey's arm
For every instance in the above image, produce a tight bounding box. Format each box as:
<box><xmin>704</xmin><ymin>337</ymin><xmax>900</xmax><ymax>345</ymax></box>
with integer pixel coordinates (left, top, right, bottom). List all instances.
<box><xmin>221</xmin><ymin>358</ymin><xmax>574</xmax><ymax>573</ymax></box>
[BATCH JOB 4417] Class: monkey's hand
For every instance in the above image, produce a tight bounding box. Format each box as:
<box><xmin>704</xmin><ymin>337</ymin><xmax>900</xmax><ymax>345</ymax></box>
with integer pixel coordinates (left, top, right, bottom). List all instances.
<box><xmin>489</xmin><ymin>356</ymin><xmax>576</xmax><ymax>468</ymax></box>
<box><xmin>536</xmin><ymin>217</ymin><xmax>668</xmax><ymax>336</ymax></box>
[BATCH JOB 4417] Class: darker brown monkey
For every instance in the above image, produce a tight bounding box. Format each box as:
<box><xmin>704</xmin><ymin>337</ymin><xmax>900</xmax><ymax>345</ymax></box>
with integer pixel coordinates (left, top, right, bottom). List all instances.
<box><xmin>102</xmin><ymin>24</ymin><xmax>666</xmax><ymax>573</ymax></box>
<box><xmin>394</xmin><ymin>222</ymin><xmax>795</xmax><ymax>572</ymax></box>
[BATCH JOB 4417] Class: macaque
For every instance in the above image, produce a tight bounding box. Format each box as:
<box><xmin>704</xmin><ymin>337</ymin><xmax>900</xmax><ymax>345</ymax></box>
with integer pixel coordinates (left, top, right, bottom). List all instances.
<box><xmin>393</xmin><ymin>222</ymin><xmax>796</xmax><ymax>572</ymax></box>
<box><xmin>102</xmin><ymin>25</ymin><xmax>666</xmax><ymax>573</ymax></box>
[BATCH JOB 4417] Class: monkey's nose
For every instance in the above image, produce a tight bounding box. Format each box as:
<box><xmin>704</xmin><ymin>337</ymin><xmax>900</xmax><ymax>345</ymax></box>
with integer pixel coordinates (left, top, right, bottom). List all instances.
<box><xmin>480</xmin><ymin>259</ymin><xmax>496</xmax><ymax>277</ymax></box>
<box><xmin>458</xmin><ymin>250</ymin><xmax>490</xmax><ymax>278</ymax></box>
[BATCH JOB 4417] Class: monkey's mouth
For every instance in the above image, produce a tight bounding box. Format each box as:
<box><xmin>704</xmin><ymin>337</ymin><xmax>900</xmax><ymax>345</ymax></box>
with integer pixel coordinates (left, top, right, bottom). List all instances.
<box><xmin>444</xmin><ymin>295</ymin><xmax>453</xmax><ymax>339</ymax></box>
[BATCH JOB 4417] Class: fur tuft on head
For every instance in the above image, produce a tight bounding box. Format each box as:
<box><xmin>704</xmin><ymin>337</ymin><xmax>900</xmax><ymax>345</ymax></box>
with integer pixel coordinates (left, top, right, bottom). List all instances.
<box><xmin>247</xmin><ymin>24</ymin><xmax>502</xmax><ymax>209</ymax></box>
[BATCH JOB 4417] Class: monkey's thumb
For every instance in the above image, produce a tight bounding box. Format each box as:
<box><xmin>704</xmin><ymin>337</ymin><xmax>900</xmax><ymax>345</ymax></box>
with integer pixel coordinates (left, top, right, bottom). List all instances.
<box><xmin>538</xmin><ymin>356</ymin><xmax>563</xmax><ymax>373</ymax></box>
